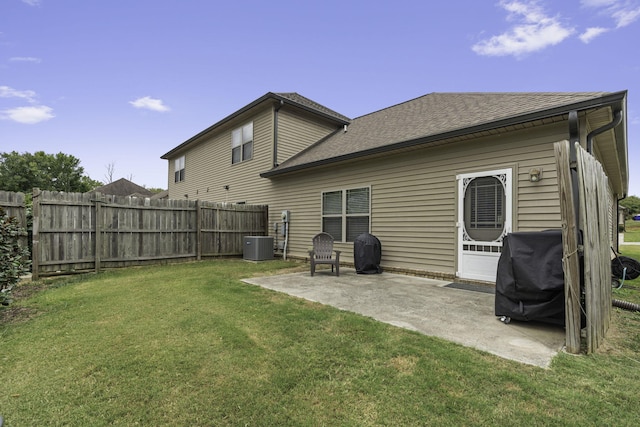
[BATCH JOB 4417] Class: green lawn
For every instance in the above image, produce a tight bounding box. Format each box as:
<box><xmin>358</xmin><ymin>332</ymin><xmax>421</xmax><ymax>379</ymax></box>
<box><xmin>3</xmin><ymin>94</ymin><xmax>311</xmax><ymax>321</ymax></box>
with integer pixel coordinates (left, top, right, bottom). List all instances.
<box><xmin>2</xmin><ymin>260</ymin><xmax>640</xmax><ymax>426</ymax></box>
<box><xmin>615</xmin><ymin>245</ymin><xmax>640</xmax><ymax>303</ymax></box>
<box><xmin>624</xmin><ymin>219</ymin><xmax>640</xmax><ymax>242</ymax></box>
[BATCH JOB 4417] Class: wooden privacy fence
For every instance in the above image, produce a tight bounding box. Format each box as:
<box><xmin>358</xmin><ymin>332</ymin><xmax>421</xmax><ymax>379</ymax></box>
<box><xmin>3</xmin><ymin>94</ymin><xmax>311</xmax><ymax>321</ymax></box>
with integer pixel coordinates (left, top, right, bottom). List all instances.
<box><xmin>0</xmin><ymin>190</ymin><xmax>28</xmax><ymax>248</ymax></box>
<box><xmin>32</xmin><ymin>190</ymin><xmax>268</xmax><ymax>279</ymax></box>
<box><xmin>555</xmin><ymin>140</ymin><xmax>612</xmax><ymax>354</ymax></box>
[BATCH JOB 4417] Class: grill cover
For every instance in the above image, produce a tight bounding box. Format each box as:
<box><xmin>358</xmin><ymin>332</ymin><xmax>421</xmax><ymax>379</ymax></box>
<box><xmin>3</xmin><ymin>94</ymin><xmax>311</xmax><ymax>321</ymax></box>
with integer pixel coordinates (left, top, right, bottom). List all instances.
<box><xmin>495</xmin><ymin>230</ymin><xmax>566</xmax><ymax>325</ymax></box>
<box><xmin>354</xmin><ymin>233</ymin><xmax>382</xmax><ymax>274</ymax></box>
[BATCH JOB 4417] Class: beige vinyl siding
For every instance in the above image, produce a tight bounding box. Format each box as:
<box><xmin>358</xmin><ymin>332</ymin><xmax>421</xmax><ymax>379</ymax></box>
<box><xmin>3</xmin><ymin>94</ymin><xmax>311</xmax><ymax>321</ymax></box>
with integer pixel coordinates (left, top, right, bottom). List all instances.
<box><xmin>608</xmin><ymin>183</ymin><xmax>615</xmax><ymax>246</ymax></box>
<box><xmin>166</xmin><ymin>109</ymin><xmax>596</xmax><ymax>280</ymax></box>
<box><xmin>267</xmin><ymin>121</ymin><xmax>569</xmax><ymax>278</ymax></box>
<box><xmin>277</xmin><ymin>109</ymin><xmax>339</xmax><ymax>164</ymax></box>
<box><xmin>166</xmin><ymin>108</ymin><xmax>274</xmax><ymax>204</ymax></box>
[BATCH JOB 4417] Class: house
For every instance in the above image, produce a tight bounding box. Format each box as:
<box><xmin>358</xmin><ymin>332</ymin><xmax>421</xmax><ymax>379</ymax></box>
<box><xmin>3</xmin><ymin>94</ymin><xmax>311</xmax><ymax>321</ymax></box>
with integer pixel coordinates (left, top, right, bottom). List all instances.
<box><xmin>161</xmin><ymin>91</ymin><xmax>628</xmax><ymax>283</ymax></box>
<box><xmin>90</xmin><ymin>178</ymin><xmax>154</xmax><ymax>198</ymax></box>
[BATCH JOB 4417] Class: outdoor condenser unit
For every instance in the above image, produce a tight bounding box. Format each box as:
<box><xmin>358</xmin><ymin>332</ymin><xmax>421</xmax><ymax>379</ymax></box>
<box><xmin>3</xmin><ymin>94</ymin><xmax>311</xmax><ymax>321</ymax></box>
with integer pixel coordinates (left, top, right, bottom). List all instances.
<box><xmin>243</xmin><ymin>236</ymin><xmax>274</xmax><ymax>261</ymax></box>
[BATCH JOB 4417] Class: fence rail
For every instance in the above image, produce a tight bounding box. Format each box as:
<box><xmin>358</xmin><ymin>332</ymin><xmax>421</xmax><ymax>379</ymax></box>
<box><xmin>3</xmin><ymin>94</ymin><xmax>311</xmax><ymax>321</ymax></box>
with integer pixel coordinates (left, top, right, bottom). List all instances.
<box><xmin>31</xmin><ymin>190</ymin><xmax>268</xmax><ymax>279</ymax></box>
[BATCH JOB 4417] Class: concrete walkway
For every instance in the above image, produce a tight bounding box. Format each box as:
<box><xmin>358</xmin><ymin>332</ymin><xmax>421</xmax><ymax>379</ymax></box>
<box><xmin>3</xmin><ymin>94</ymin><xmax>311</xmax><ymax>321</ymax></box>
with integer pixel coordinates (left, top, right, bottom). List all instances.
<box><xmin>620</xmin><ymin>233</ymin><xmax>640</xmax><ymax>245</ymax></box>
<box><xmin>243</xmin><ymin>268</ymin><xmax>566</xmax><ymax>368</ymax></box>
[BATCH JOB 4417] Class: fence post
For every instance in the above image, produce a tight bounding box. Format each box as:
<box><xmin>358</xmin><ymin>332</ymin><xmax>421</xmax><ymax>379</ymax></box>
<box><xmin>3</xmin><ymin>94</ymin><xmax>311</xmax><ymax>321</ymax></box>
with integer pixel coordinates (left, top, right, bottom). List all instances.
<box><xmin>196</xmin><ymin>199</ymin><xmax>202</xmax><ymax>261</ymax></box>
<box><xmin>263</xmin><ymin>205</ymin><xmax>269</xmax><ymax>236</ymax></box>
<box><xmin>31</xmin><ymin>188</ymin><xmax>41</xmax><ymax>281</ymax></box>
<box><xmin>555</xmin><ymin>141</ymin><xmax>582</xmax><ymax>354</ymax></box>
<box><xmin>95</xmin><ymin>192</ymin><xmax>102</xmax><ymax>274</ymax></box>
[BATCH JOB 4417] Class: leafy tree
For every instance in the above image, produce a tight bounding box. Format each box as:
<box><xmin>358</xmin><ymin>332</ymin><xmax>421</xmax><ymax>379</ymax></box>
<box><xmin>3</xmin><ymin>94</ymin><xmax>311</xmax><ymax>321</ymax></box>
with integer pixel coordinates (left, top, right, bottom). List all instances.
<box><xmin>0</xmin><ymin>151</ymin><xmax>102</xmax><ymax>194</ymax></box>
<box><xmin>620</xmin><ymin>195</ymin><xmax>640</xmax><ymax>219</ymax></box>
<box><xmin>0</xmin><ymin>207</ymin><xmax>30</xmax><ymax>306</ymax></box>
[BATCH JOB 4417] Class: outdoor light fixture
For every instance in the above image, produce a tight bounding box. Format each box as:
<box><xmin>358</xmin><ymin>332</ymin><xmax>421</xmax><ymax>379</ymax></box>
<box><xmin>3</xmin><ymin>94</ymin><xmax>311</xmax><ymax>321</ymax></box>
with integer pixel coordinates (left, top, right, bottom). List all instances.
<box><xmin>529</xmin><ymin>168</ymin><xmax>543</xmax><ymax>182</ymax></box>
<box><xmin>223</xmin><ymin>185</ymin><xmax>230</xmax><ymax>190</ymax></box>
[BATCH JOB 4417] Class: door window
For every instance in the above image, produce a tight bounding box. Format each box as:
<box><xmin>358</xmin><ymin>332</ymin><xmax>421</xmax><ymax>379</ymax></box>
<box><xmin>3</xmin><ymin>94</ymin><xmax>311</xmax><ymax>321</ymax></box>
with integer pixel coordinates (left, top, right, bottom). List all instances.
<box><xmin>464</xmin><ymin>176</ymin><xmax>505</xmax><ymax>241</ymax></box>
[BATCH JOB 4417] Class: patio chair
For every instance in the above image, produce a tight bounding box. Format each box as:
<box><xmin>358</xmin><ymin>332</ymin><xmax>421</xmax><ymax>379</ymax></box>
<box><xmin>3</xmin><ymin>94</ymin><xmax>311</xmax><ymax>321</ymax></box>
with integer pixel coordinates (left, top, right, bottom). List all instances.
<box><xmin>309</xmin><ymin>232</ymin><xmax>341</xmax><ymax>276</ymax></box>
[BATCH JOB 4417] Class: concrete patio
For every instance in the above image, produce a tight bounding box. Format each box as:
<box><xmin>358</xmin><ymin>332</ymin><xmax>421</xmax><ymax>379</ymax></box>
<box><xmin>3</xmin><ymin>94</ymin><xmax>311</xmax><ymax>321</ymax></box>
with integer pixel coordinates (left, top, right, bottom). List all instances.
<box><xmin>243</xmin><ymin>268</ymin><xmax>566</xmax><ymax>368</ymax></box>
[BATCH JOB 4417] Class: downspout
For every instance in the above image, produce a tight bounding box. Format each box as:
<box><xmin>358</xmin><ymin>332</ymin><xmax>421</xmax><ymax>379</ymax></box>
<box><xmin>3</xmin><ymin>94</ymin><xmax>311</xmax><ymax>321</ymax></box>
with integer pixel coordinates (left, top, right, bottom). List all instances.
<box><xmin>568</xmin><ymin>111</ymin><xmax>581</xmax><ymax>229</ymax></box>
<box><xmin>273</xmin><ymin>100</ymin><xmax>284</xmax><ymax>168</ymax></box>
<box><xmin>586</xmin><ymin>109</ymin><xmax>622</xmax><ymax>154</ymax></box>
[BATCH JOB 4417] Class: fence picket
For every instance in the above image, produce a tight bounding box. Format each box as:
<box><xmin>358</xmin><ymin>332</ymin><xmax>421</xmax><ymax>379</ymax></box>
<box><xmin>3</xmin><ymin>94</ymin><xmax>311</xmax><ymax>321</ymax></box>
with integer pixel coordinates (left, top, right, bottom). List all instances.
<box><xmin>6</xmin><ymin>190</ymin><xmax>267</xmax><ymax>277</ymax></box>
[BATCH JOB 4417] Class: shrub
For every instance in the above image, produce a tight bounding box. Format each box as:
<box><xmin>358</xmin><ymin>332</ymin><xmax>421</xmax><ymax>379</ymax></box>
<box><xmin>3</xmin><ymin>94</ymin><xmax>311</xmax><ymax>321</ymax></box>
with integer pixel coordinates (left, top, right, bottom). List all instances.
<box><xmin>0</xmin><ymin>207</ymin><xmax>30</xmax><ymax>306</ymax></box>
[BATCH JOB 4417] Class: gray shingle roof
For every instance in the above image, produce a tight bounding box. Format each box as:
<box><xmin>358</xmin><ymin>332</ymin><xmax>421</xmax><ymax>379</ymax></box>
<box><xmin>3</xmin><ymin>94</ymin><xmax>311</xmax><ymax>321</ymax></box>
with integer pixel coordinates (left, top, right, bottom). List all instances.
<box><xmin>274</xmin><ymin>92</ymin><xmax>351</xmax><ymax>123</ymax></box>
<box><xmin>162</xmin><ymin>92</ymin><xmax>349</xmax><ymax>159</ymax></box>
<box><xmin>90</xmin><ymin>178</ymin><xmax>154</xmax><ymax>197</ymax></box>
<box><xmin>263</xmin><ymin>91</ymin><xmax>621</xmax><ymax>176</ymax></box>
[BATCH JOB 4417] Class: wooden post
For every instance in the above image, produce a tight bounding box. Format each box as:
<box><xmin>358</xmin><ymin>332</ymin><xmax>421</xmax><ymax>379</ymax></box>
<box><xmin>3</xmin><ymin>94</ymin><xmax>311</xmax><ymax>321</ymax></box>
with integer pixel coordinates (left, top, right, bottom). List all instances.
<box><xmin>196</xmin><ymin>199</ymin><xmax>202</xmax><ymax>261</ymax></box>
<box><xmin>31</xmin><ymin>188</ymin><xmax>41</xmax><ymax>281</ymax></box>
<box><xmin>263</xmin><ymin>205</ymin><xmax>270</xmax><ymax>236</ymax></box>
<box><xmin>554</xmin><ymin>141</ymin><xmax>582</xmax><ymax>354</ymax></box>
<box><xmin>95</xmin><ymin>192</ymin><xmax>102</xmax><ymax>273</ymax></box>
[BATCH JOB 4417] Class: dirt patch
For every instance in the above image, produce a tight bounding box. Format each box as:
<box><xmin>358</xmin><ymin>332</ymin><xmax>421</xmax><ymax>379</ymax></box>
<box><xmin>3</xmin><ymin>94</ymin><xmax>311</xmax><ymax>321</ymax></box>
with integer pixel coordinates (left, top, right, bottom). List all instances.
<box><xmin>0</xmin><ymin>281</ymin><xmax>54</xmax><ymax>324</ymax></box>
<box><xmin>0</xmin><ymin>305</ymin><xmax>41</xmax><ymax>324</ymax></box>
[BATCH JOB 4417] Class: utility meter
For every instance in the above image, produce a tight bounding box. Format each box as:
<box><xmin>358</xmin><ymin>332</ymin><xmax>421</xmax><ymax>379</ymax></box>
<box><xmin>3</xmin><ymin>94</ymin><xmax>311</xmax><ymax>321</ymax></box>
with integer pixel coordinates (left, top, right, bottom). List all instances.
<box><xmin>281</xmin><ymin>210</ymin><xmax>290</xmax><ymax>223</ymax></box>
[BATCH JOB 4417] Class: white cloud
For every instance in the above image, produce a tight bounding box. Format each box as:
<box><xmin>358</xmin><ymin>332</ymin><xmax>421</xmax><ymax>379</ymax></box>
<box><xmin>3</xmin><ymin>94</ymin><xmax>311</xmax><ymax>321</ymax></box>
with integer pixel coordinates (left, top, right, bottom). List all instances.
<box><xmin>472</xmin><ymin>1</ymin><xmax>574</xmax><ymax>57</ymax></box>
<box><xmin>21</xmin><ymin>0</ymin><xmax>42</xmax><ymax>6</ymax></box>
<box><xmin>0</xmin><ymin>85</ymin><xmax>54</xmax><ymax>124</ymax></box>
<box><xmin>129</xmin><ymin>96</ymin><xmax>171</xmax><ymax>112</ymax></box>
<box><xmin>581</xmin><ymin>0</ymin><xmax>616</xmax><ymax>7</ymax></box>
<box><xmin>612</xmin><ymin>6</ymin><xmax>640</xmax><ymax>27</ymax></box>
<box><xmin>9</xmin><ymin>56</ymin><xmax>42</xmax><ymax>63</ymax></box>
<box><xmin>581</xmin><ymin>0</ymin><xmax>640</xmax><ymax>28</ymax></box>
<box><xmin>0</xmin><ymin>105</ymin><xmax>54</xmax><ymax>124</ymax></box>
<box><xmin>0</xmin><ymin>85</ymin><xmax>37</xmax><ymax>103</ymax></box>
<box><xmin>579</xmin><ymin>26</ymin><xmax>609</xmax><ymax>42</ymax></box>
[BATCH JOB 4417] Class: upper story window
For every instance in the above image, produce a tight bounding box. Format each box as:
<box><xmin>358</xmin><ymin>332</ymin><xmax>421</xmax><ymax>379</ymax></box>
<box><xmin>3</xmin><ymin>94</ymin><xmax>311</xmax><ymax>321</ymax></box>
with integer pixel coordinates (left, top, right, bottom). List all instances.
<box><xmin>232</xmin><ymin>122</ymin><xmax>253</xmax><ymax>164</ymax></box>
<box><xmin>322</xmin><ymin>187</ymin><xmax>370</xmax><ymax>242</ymax></box>
<box><xmin>174</xmin><ymin>155</ymin><xmax>185</xmax><ymax>183</ymax></box>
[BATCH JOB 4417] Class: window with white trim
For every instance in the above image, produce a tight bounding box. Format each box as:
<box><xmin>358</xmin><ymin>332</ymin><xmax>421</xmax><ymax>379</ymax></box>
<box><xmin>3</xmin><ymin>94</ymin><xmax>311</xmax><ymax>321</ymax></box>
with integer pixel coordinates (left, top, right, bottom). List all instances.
<box><xmin>232</xmin><ymin>122</ymin><xmax>253</xmax><ymax>164</ymax></box>
<box><xmin>322</xmin><ymin>187</ymin><xmax>370</xmax><ymax>242</ymax></box>
<box><xmin>174</xmin><ymin>155</ymin><xmax>185</xmax><ymax>183</ymax></box>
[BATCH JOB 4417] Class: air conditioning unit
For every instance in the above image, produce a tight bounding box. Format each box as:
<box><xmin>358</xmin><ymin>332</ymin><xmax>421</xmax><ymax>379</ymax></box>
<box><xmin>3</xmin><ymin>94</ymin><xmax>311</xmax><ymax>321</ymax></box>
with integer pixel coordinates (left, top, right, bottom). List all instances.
<box><xmin>243</xmin><ymin>236</ymin><xmax>274</xmax><ymax>261</ymax></box>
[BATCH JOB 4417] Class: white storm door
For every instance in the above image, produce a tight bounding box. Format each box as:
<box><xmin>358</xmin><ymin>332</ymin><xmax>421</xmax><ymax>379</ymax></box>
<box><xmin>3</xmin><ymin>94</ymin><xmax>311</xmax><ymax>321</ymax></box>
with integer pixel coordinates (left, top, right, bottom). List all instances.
<box><xmin>456</xmin><ymin>168</ymin><xmax>512</xmax><ymax>282</ymax></box>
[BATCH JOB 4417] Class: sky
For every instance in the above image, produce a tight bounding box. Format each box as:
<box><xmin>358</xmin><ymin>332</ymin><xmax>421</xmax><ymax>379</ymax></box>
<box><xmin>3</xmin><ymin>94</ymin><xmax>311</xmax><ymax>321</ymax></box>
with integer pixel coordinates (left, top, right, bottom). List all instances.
<box><xmin>1</xmin><ymin>0</ymin><xmax>639</xmax><ymax>194</ymax></box>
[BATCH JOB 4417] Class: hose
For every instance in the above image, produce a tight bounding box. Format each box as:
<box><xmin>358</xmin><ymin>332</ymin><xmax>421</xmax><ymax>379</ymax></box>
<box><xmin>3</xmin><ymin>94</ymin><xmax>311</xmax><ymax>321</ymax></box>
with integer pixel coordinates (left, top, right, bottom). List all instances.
<box><xmin>612</xmin><ymin>256</ymin><xmax>640</xmax><ymax>280</ymax></box>
<box><xmin>613</xmin><ymin>299</ymin><xmax>640</xmax><ymax>312</ymax></box>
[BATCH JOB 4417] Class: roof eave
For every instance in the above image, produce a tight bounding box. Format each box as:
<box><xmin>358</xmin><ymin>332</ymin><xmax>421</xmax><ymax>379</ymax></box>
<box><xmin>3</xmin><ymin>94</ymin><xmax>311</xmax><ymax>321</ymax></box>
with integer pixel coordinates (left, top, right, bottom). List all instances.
<box><xmin>161</xmin><ymin>92</ymin><xmax>350</xmax><ymax>160</ymax></box>
<box><xmin>261</xmin><ymin>91</ymin><xmax>628</xmax><ymax>178</ymax></box>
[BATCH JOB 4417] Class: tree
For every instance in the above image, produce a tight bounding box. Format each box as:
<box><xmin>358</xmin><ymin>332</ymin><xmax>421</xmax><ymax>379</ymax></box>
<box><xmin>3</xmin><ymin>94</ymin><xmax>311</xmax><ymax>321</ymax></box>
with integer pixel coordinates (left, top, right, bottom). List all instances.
<box><xmin>105</xmin><ymin>161</ymin><xmax>115</xmax><ymax>184</ymax></box>
<box><xmin>0</xmin><ymin>207</ymin><xmax>30</xmax><ymax>306</ymax></box>
<box><xmin>0</xmin><ymin>151</ymin><xmax>102</xmax><ymax>193</ymax></box>
<box><xmin>620</xmin><ymin>195</ymin><xmax>640</xmax><ymax>219</ymax></box>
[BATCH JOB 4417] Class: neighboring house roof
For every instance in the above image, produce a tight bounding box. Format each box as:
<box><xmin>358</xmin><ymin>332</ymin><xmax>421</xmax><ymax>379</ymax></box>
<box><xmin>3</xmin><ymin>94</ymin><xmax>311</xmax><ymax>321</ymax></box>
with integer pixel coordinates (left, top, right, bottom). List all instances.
<box><xmin>150</xmin><ymin>189</ymin><xmax>169</xmax><ymax>199</ymax></box>
<box><xmin>90</xmin><ymin>178</ymin><xmax>154</xmax><ymax>197</ymax></box>
<box><xmin>262</xmin><ymin>91</ymin><xmax>627</xmax><ymax>180</ymax></box>
<box><xmin>161</xmin><ymin>92</ymin><xmax>350</xmax><ymax>159</ymax></box>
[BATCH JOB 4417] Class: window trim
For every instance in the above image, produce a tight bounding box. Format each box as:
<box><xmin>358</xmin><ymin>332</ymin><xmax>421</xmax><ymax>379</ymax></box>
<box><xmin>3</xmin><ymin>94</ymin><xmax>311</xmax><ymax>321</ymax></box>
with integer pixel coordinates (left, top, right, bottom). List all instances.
<box><xmin>174</xmin><ymin>155</ymin><xmax>185</xmax><ymax>183</ymax></box>
<box><xmin>232</xmin><ymin>122</ymin><xmax>253</xmax><ymax>164</ymax></box>
<box><xmin>321</xmin><ymin>186</ymin><xmax>371</xmax><ymax>243</ymax></box>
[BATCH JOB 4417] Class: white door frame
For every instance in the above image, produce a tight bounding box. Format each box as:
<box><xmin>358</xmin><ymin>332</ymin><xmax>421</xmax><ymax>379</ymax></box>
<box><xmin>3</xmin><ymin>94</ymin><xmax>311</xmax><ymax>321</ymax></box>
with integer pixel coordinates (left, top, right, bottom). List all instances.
<box><xmin>456</xmin><ymin>168</ymin><xmax>512</xmax><ymax>282</ymax></box>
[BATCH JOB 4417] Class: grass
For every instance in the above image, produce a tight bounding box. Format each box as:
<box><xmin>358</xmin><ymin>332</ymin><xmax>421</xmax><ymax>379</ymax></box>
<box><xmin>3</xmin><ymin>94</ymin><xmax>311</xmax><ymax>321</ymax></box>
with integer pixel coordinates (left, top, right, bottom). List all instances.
<box><xmin>2</xmin><ymin>260</ymin><xmax>640</xmax><ymax>426</ymax></box>
<box><xmin>623</xmin><ymin>219</ymin><xmax>640</xmax><ymax>242</ymax></box>
<box><xmin>614</xmin><ymin>244</ymin><xmax>640</xmax><ymax>304</ymax></box>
